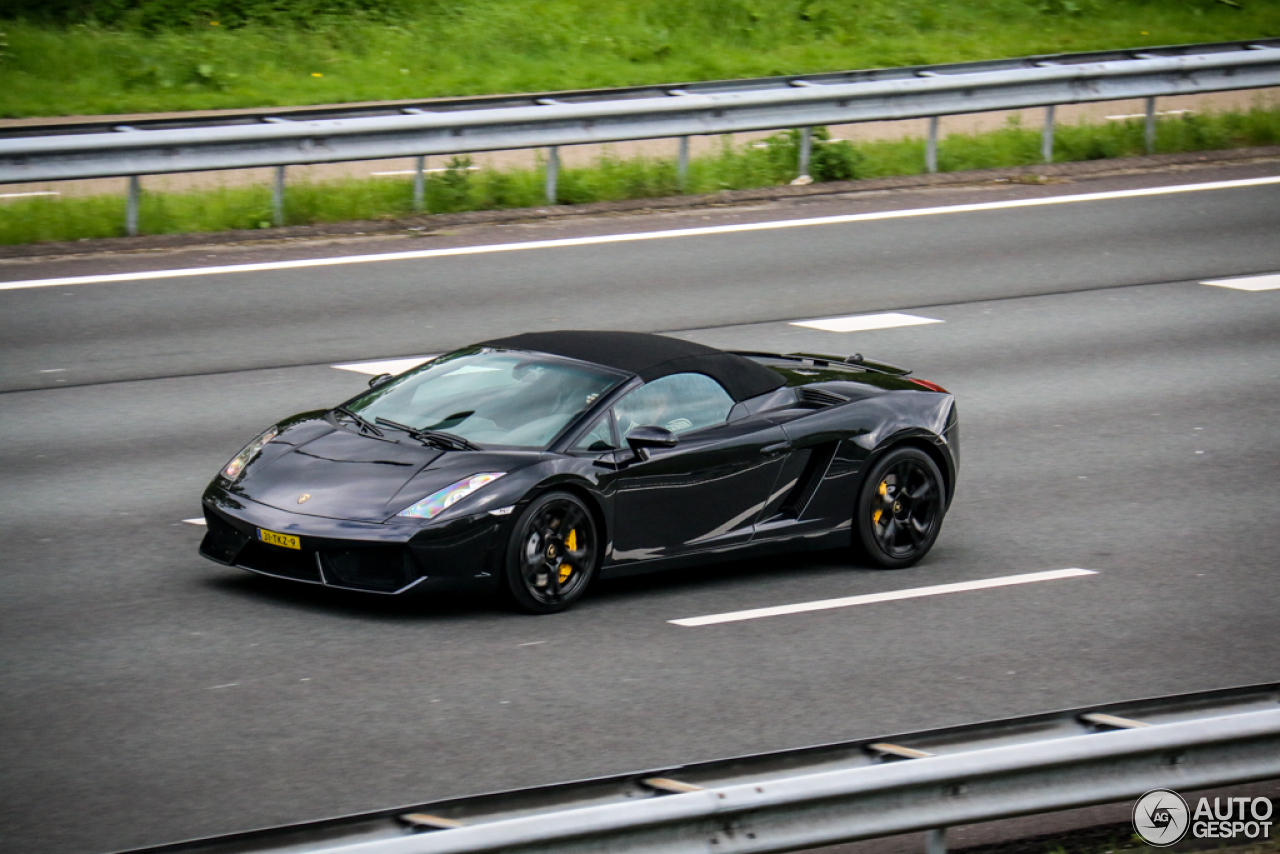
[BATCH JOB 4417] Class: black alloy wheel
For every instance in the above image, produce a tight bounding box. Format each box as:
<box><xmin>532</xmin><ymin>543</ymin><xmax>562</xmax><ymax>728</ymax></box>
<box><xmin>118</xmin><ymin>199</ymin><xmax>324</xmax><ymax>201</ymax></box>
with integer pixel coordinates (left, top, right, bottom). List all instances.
<box><xmin>504</xmin><ymin>491</ymin><xmax>599</xmax><ymax>614</ymax></box>
<box><xmin>854</xmin><ymin>446</ymin><xmax>946</xmax><ymax>569</ymax></box>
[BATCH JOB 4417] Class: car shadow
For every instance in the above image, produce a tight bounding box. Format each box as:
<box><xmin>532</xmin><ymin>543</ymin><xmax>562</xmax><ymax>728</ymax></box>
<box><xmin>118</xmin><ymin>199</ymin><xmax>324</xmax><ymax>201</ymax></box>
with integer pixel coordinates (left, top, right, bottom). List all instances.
<box><xmin>201</xmin><ymin>547</ymin><xmax>893</xmax><ymax>620</ymax></box>
<box><xmin>204</xmin><ymin>572</ymin><xmax>499</xmax><ymax>622</ymax></box>
<box><xmin>588</xmin><ymin>548</ymin><xmax>866</xmax><ymax>602</ymax></box>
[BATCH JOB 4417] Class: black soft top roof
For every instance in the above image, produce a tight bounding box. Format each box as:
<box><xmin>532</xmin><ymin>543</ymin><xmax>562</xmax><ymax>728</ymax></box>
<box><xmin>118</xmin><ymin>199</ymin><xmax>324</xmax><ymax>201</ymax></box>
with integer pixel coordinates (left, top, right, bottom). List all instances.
<box><xmin>481</xmin><ymin>330</ymin><xmax>786</xmax><ymax>402</ymax></box>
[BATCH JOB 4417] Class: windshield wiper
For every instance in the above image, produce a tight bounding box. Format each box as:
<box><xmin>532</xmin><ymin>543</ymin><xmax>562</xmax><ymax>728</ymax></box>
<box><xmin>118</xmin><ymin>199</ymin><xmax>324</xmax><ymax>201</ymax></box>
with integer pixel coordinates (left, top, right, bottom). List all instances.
<box><xmin>333</xmin><ymin>405</ymin><xmax>384</xmax><ymax>437</ymax></box>
<box><xmin>375</xmin><ymin>417</ymin><xmax>480</xmax><ymax>451</ymax></box>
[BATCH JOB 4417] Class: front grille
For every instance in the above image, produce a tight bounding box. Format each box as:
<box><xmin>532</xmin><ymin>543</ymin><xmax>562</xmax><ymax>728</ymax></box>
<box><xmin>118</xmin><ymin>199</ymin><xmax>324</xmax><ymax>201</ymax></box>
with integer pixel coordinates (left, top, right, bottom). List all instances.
<box><xmin>320</xmin><ymin>548</ymin><xmax>411</xmax><ymax>593</ymax></box>
<box><xmin>235</xmin><ymin>539</ymin><xmax>323</xmax><ymax>584</ymax></box>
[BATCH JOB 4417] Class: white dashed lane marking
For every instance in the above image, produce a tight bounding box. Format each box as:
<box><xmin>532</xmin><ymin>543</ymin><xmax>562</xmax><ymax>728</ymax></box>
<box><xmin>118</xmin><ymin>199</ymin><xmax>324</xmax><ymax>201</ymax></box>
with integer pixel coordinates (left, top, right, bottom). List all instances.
<box><xmin>669</xmin><ymin>568</ymin><xmax>1098</xmax><ymax>627</ymax></box>
<box><xmin>791</xmin><ymin>312</ymin><xmax>943</xmax><ymax>332</ymax></box>
<box><xmin>182</xmin><ymin>518</ymin><xmax>207</xmax><ymax>526</ymax></box>
<box><xmin>332</xmin><ymin>356</ymin><xmax>436</xmax><ymax>375</ymax></box>
<box><xmin>3</xmin><ymin>176</ymin><xmax>1277</xmax><ymax>291</ymax></box>
<box><xmin>1201</xmin><ymin>273</ymin><xmax>1280</xmax><ymax>291</ymax></box>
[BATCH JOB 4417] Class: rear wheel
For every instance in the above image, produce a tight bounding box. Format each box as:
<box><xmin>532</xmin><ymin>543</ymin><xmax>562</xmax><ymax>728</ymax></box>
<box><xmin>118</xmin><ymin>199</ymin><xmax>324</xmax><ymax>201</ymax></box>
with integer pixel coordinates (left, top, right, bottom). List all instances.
<box><xmin>853</xmin><ymin>446</ymin><xmax>946</xmax><ymax>569</ymax></box>
<box><xmin>504</xmin><ymin>491</ymin><xmax>598</xmax><ymax>614</ymax></box>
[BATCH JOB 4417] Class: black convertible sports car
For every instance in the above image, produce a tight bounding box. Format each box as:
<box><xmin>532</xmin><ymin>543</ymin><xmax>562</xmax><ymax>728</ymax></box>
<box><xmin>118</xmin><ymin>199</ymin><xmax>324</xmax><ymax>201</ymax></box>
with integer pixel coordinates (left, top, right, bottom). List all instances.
<box><xmin>200</xmin><ymin>331</ymin><xmax>958</xmax><ymax>613</ymax></box>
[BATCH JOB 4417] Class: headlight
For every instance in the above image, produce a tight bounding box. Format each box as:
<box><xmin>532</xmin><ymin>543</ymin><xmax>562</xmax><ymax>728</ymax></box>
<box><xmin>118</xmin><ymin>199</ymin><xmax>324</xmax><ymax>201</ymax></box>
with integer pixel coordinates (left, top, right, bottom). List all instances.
<box><xmin>397</xmin><ymin>472</ymin><xmax>505</xmax><ymax>520</ymax></box>
<box><xmin>222</xmin><ymin>426</ymin><xmax>279</xmax><ymax>481</ymax></box>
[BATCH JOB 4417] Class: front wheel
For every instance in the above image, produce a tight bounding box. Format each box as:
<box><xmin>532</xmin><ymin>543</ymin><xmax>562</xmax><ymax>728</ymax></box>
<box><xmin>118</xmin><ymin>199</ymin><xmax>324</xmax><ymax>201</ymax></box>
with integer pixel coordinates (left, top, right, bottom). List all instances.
<box><xmin>853</xmin><ymin>446</ymin><xmax>946</xmax><ymax>569</ymax></box>
<box><xmin>503</xmin><ymin>491</ymin><xmax>599</xmax><ymax>614</ymax></box>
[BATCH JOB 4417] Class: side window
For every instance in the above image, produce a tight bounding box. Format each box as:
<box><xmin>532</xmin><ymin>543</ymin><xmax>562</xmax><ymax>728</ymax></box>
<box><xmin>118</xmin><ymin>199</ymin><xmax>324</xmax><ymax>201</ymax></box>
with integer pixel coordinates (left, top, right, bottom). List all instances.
<box><xmin>614</xmin><ymin>373</ymin><xmax>734</xmax><ymax>436</ymax></box>
<box><xmin>572</xmin><ymin>412</ymin><xmax>618</xmax><ymax>451</ymax></box>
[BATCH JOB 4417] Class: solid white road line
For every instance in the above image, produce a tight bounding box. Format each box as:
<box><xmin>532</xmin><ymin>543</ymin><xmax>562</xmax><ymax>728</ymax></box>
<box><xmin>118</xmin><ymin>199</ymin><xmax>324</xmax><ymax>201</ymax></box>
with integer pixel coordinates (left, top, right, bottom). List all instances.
<box><xmin>332</xmin><ymin>356</ymin><xmax>436</xmax><ymax>375</ymax></box>
<box><xmin>791</xmin><ymin>312</ymin><xmax>942</xmax><ymax>332</ymax></box>
<box><xmin>1201</xmin><ymin>273</ymin><xmax>1280</xmax><ymax>291</ymax></box>
<box><xmin>0</xmin><ymin>191</ymin><xmax>60</xmax><ymax>199</ymax></box>
<box><xmin>669</xmin><ymin>568</ymin><xmax>1098</xmax><ymax>627</ymax></box>
<box><xmin>2</xmin><ymin>176</ymin><xmax>1277</xmax><ymax>291</ymax></box>
<box><xmin>182</xmin><ymin>518</ymin><xmax>207</xmax><ymax>526</ymax></box>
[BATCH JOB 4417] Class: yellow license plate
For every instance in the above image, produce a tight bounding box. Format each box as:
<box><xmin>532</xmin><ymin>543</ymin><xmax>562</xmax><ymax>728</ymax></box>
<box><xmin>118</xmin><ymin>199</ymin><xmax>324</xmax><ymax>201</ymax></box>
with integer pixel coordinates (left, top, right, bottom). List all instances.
<box><xmin>258</xmin><ymin>528</ymin><xmax>300</xmax><ymax>550</ymax></box>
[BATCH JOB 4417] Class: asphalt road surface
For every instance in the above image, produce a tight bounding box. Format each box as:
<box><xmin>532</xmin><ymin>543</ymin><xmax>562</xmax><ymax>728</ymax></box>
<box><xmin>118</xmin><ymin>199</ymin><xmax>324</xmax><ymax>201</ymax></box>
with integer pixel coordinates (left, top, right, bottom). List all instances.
<box><xmin>1</xmin><ymin>161</ymin><xmax>1278</xmax><ymax>854</ymax></box>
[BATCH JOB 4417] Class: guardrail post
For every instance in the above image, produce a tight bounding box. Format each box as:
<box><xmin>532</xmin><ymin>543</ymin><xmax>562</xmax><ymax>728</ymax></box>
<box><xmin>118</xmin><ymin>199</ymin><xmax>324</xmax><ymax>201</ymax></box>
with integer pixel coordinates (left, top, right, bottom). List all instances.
<box><xmin>125</xmin><ymin>175</ymin><xmax>141</xmax><ymax>237</ymax></box>
<box><xmin>926</xmin><ymin>827</ymin><xmax>947</xmax><ymax>854</ymax></box>
<box><xmin>678</xmin><ymin>137</ymin><xmax>690</xmax><ymax>190</ymax></box>
<box><xmin>546</xmin><ymin>146</ymin><xmax>560</xmax><ymax>204</ymax></box>
<box><xmin>413</xmin><ymin>155</ymin><xmax>427</xmax><ymax>212</ymax></box>
<box><xmin>798</xmin><ymin>127</ymin><xmax>813</xmax><ymax>179</ymax></box>
<box><xmin>926</xmin><ymin>117</ymin><xmax>940</xmax><ymax>174</ymax></box>
<box><xmin>272</xmin><ymin>165</ymin><xmax>286</xmax><ymax>227</ymax></box>
<box><xmin>1144</xmin><ymin>96</ymin><xmax>1157</xmax><ymax>154</ymax></box>
<box><xmin>1042</xmin><ymin>105</ymin><xmax>1056</xmax><ymax>164</ymax></box>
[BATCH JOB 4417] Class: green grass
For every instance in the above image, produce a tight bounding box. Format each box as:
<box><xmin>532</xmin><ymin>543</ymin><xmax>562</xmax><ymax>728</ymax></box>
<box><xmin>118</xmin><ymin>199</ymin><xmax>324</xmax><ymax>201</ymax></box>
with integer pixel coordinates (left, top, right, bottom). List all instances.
<box><xmin>4</xmin><ymin>105</ymin><xmax>1277</xmax><ymax>246</ymax></box>
<box><xmin>1</xmin><ymin>0</ymin><xmax>1278</xmax><ymax>118</ymax></box>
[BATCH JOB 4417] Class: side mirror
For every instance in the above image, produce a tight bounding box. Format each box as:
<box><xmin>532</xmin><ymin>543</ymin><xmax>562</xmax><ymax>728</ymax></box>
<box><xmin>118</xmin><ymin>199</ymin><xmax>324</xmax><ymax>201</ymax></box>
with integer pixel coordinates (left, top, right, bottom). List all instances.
<box><xmin>625</xmin><ymin>425</ymin><xmax>679</xmax><ymax>458</ymax></box>
<box><xmin>367</xmin><ymin>373</ymin><xmax>394</xmax><ymax>389</ymax></box>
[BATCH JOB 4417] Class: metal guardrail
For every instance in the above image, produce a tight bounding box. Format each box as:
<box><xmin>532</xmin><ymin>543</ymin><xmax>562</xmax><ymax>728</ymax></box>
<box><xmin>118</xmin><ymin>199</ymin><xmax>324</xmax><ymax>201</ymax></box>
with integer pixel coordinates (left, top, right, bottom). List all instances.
<box><xmin>2</xmin><ymin>40</ymin><xmax>1278</xmax><ymax>234</ymax></box>
<box><xmin>118</xmin><ymin>683</ymin><xmax>1280</xmax><ymax>854</ymax></box>
<box><xmin>1</xmin><ymin>39</ymin><xmax>1274</xmax><ymax>140</ymax></box>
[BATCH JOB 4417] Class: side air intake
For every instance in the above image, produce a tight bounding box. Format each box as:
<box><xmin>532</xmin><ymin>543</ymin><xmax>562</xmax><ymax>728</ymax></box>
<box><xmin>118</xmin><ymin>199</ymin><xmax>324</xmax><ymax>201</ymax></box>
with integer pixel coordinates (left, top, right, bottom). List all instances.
<box><xmin>779</xmin><ymin>442</ymin><xmax>840</xmax><ymax>518</ymax></box>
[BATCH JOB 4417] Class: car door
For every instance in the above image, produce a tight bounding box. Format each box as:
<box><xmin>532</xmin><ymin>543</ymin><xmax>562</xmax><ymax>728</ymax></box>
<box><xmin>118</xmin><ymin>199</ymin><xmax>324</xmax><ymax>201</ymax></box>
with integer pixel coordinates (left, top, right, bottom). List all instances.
<box><xmin>602</xmin><ymin>373</ymin><xmax>789</xmax><ymax>565</ymax></box>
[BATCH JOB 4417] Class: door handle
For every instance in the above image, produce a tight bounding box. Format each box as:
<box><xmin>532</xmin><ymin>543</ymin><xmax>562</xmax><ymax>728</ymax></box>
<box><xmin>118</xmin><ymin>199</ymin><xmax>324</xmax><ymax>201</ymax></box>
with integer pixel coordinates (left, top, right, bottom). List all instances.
<box><xmin>761</xmin><ymin>441</ymin><xmax>790</xmax><ymax>456</ymax></box>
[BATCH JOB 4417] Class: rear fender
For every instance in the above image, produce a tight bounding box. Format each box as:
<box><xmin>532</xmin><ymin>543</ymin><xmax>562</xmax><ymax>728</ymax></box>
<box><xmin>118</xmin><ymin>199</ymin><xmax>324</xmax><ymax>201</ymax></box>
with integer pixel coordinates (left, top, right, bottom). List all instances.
<box><xmin>859</xmin><ymin>429</ymin><xmax>957</xmax><ymax>509</ymax></box>
<box><xmin>780</xmin><ymin>394</ymin><xmax>956</xmax><ymax>525</ymax></box>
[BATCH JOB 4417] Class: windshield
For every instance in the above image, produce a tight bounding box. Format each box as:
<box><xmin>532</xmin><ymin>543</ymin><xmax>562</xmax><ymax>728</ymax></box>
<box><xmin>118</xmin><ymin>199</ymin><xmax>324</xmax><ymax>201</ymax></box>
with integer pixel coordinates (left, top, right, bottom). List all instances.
<box><xmin>345</xmin><ymin>348</ymin><xmax>627</xmax><ymax>450</ymax></box>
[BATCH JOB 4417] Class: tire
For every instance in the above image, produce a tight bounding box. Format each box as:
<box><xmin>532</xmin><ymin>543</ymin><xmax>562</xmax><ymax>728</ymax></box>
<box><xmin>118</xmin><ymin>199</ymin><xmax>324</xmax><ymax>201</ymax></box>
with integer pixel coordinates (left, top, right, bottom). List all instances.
<box><xmin>503</xmin><ymin>491</ymin><xmax>599</xmax><ymax>614</ymax></box>
<box><xmin>853</xmin><ymin>446</ymin><xmax>946</xmax><ymax>569</ymax></box>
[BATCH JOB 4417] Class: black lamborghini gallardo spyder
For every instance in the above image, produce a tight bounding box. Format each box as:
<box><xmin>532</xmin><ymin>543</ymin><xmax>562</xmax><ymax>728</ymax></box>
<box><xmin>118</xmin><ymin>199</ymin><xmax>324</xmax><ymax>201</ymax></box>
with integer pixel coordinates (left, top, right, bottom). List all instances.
<box><xmin>200</xmin><ymin>331</ymin><xmax>958</xmax><ymax>613</ymax></box>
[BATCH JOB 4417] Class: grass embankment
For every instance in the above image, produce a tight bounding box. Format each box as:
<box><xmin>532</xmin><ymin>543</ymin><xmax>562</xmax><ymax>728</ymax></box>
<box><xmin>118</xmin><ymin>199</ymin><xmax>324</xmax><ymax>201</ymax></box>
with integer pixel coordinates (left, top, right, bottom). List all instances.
<box><xmin>3</xmin><ymin>106</ymin><xmax>1277</xmax><ymax>246</ymax></box>
<box><xmin>1</xmin><ymin>1</ymin><xmax>1278</xmax><ymax>118</ymax></box>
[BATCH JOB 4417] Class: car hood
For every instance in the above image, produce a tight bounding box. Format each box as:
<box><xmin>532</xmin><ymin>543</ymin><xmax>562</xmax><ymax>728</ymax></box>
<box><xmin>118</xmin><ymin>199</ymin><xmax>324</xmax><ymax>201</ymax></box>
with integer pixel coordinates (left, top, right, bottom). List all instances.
<box><xmin>237</xmin><ymin>425</ymin><xmax>530</xmax><ymax>523</ymax></box>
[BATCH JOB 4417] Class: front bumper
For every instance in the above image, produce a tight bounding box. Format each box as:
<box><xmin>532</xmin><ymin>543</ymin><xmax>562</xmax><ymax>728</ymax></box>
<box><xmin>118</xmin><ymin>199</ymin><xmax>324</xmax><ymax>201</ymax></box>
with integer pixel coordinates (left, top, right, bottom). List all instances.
<box><xmin>199</xmin><ymin>489</ymin><xmax>508</xmax><ymax>595</ymax></box>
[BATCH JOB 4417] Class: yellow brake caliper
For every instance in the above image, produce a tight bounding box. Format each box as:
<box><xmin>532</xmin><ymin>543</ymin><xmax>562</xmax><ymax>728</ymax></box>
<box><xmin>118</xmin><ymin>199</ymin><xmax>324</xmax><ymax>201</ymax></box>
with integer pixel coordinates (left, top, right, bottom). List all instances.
<box><xmin>873</xmin><ymin>480</ymin><xmax>888</xmax><ymax>525</ymax></box>
<box><xmin>559</xmin><ymin>529</ymin><xmax>578</xmax><ymax>582</ymax></box>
